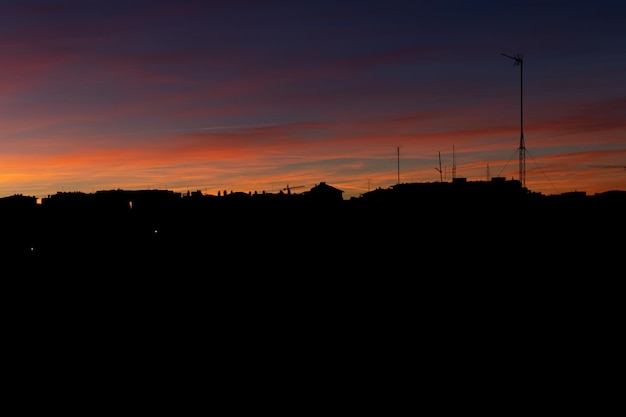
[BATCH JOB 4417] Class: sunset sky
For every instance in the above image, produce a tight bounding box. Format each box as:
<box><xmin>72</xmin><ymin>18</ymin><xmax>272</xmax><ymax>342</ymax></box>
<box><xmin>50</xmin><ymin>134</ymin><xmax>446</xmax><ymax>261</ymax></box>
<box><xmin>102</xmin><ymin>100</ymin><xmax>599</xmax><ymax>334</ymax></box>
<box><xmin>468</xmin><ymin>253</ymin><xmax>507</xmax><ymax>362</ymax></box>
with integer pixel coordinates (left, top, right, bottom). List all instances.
<box><xmin>1</xmin><ymin>0</ymin><xmax>624</xmax><ymax>200</ymax></box>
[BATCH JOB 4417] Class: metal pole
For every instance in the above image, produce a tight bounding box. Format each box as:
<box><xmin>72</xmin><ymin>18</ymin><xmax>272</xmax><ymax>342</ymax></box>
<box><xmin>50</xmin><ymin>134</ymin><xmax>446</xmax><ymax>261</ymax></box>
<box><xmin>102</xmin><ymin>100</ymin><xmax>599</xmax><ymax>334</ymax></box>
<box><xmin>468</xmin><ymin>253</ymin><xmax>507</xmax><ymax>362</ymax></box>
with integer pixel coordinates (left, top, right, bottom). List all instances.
<box><xmin>501</xmin><ymin>53</ymin><xmax>525</xmax><ymax>188</ymax></box>
<box><xmin>519</xmin><ymin>56</ymin><xmax>525</xmax><ymax>188</ymax></box>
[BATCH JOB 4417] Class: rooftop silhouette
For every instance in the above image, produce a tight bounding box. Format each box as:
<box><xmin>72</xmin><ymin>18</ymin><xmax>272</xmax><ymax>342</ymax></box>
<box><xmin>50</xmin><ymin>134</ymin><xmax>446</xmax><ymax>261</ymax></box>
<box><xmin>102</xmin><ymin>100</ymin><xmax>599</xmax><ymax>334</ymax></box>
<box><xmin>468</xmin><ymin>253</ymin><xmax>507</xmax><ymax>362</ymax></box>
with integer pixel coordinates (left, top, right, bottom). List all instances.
<box><xmin>2</xmin><ymin>178</ymin><xmax>624</xmax><ymax>276</ymax></box>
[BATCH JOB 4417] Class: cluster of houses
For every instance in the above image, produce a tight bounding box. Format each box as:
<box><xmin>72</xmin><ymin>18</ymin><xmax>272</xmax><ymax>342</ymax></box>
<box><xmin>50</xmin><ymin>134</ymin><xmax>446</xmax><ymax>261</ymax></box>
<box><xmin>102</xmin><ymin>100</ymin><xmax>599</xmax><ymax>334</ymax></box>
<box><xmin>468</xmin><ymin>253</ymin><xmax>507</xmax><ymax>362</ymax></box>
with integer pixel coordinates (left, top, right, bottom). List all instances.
<box><xmin>2</xmin><ymin>176</ymin><xmax>625</xmax><ymax>216</ymax></box>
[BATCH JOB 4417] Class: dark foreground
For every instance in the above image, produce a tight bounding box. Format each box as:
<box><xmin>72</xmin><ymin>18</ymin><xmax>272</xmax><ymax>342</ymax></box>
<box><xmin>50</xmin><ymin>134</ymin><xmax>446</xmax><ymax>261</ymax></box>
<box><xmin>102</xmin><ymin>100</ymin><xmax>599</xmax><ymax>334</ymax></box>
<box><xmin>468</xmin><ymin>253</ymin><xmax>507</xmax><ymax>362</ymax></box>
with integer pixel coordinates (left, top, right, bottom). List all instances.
<box><xmin>3</xmin><ymin>190</ymin><xmax>622</xmax><ymax>410</ymax></box>
<box><xmin>3</xmin><ymin>191</ymin><xmax>623</xmax><ymax>278</ymax></box>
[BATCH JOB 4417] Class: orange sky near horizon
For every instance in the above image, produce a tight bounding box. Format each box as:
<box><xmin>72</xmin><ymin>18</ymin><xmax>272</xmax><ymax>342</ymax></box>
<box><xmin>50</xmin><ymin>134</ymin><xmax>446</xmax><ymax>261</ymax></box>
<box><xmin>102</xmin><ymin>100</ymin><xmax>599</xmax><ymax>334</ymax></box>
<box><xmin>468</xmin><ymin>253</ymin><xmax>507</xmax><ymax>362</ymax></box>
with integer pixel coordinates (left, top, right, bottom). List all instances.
<box><xmin>2</xmin><ymin>115</ymin><xmax>623</xmax><ymax>199</ymax></box>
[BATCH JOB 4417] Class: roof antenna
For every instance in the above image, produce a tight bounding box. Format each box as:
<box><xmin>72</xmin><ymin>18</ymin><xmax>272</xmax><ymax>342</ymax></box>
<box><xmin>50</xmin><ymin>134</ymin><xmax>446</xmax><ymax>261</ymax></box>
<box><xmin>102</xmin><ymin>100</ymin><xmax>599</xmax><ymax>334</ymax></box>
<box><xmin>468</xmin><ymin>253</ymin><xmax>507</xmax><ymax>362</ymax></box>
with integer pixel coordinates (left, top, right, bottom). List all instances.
<box><xmin>501</xmin><ymin>52</ymin><xmax>525</xmax><ymax>188</ymax></box>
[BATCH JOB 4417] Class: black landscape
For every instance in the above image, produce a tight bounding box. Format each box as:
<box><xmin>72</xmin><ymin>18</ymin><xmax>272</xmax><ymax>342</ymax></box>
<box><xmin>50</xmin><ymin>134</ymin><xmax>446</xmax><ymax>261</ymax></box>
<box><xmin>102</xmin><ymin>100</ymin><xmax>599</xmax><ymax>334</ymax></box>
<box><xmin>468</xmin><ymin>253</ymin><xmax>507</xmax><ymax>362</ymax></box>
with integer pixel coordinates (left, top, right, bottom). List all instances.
<box><xmin>3</xmin><ymin>177</ymin><xmax>623</xmax><ymax>381</ymax></box>
<box><xmin>2</xmin><ymin>178</ymin><xmax>624</xmax><ymax>278</ymax></box>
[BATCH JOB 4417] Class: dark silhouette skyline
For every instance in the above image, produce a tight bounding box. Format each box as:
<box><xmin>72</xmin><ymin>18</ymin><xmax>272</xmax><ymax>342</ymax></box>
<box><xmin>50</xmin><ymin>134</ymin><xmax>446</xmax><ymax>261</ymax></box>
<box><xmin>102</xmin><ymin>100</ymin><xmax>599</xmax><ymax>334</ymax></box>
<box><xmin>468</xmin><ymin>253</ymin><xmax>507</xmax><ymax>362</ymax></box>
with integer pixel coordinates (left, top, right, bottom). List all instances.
<box><xmin>3</xmin><ymin>178</ymin><xmax>624</xmax><ymax>276</ymax></box>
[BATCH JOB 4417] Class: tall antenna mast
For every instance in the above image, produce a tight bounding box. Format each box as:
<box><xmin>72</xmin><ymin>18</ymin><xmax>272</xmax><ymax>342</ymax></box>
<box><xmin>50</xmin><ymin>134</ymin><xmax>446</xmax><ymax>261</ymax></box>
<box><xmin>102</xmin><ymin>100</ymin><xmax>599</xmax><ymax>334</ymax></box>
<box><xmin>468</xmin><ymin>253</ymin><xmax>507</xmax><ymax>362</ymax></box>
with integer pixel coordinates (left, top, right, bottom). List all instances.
<box><xmin>435</xmin><ymin>151</ymin><xmax>443</xmax><ymax>182</ymax></box>
<box><xmin>501</xmin><ymin>52</ymin><xmax>525</xmax><ymax>188</ymax></box>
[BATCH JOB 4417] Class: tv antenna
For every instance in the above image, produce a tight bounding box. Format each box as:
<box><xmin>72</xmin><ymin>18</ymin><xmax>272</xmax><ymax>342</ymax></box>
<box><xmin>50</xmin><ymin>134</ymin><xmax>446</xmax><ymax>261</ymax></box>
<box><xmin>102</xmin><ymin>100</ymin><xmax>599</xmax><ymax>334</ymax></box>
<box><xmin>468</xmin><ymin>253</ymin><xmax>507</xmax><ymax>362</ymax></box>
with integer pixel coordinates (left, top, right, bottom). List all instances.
<box><xmin>435</xmin><ymin>151</ymin><xmax>443</xmax><ymax>182</ymax></box>
<box><xmin>501</xmin><ymin>52</ymin><xmax>525</xmax><ymax>188</ymax></box>
<box><xmin>282</xmin><ymin>184</ymin><xmax>304</xmax><ymax>194</ymax></box>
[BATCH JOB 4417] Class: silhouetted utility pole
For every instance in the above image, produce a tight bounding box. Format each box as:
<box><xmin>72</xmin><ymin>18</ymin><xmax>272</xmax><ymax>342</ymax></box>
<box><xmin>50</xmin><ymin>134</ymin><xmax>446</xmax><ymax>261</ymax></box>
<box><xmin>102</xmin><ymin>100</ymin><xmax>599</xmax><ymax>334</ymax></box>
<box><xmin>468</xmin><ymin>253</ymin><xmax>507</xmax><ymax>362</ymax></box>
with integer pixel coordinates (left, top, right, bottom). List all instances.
<box><xmin>435</xmin><ymin>151</ymin><xmax>443</xmax><ymax>182</ymax></box>
<box><xmin>501</xmin><ymin>53</ymin><xmax>525</xmax><ymax>188</ymax></box>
